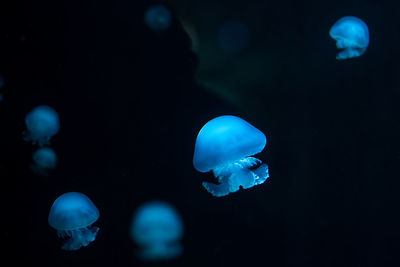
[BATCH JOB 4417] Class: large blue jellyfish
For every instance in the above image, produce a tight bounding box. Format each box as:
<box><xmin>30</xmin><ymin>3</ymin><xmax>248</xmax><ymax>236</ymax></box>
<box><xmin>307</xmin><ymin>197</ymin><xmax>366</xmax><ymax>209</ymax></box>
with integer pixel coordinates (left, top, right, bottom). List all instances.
<box><xmin>144</xmin><ymin>5</ymin><xmax>172</xmax><ymax>31</ymax></box>
<box><xmin>31</xmin><ymin>147</ymin><xmax>57</xmax><ymax>175</ymax></box>
<box><xmin>48</xmin><ymin>192</ymin><xmax>100</xmax><ymax>251</ymax></box>
<box><xmin>24</xmin><ymin>105</ymin><xmax>60</xmax><ymax>146</ymax></box>
<box><xmin>193</xmin><ymin>115</ymin><xmax>269</xmax><ymax>197</ymax></box>
<box><xmin>131</xmin><ymin>201</ymin><xmax>183</xmax><ymax>261</ymax></box>
<box><xmin>329</xmin><ymin>16</ymin><xmax>370</xmax><ymax>60</ymax></box>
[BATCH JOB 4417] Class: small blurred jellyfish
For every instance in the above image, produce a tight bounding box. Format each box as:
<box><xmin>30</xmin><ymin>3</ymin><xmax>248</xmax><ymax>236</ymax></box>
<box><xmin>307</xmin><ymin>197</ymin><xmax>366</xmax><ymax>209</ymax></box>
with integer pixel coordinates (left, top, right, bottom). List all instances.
<box><xmin>24</xmin><ymin>105</ymin><xmax>60</xmax><ymax>146</ymax></box>
<box><xmin>31</xmin><ymin>147</ymin><xmax>57</xmax><ymax>175</ymax></box>
<box><xmin>48</xmin><ymin>192</ymin><xmax>100</xmax><ymax>251</ymax></box>
<box><xmin>217</xmin><ymin>20</ymin><xmax>250</xmax><ymax>54</ymax></box>
<box><xmin>329</xmin><ymin>16</ymin><xmax>370</xmax><ymax>60</ymax></box>
<box><xmin>144</xmin><ymin>5</ymin><xmax>172</xmax><ymax>31</ymax></box>
<box><xmin>0</xmin><ymin>75</ymin><xmax>4</xmax><ymax>89</ymax></box>
<box><xmin>131</xmin><ymin>201</ymin><xmax>183</xmax><ymax>261</ymax></box>
<box><xmin>193</xmin><ymin>115</ymin><xmax>269</xmax><ymax>197</ymax></box>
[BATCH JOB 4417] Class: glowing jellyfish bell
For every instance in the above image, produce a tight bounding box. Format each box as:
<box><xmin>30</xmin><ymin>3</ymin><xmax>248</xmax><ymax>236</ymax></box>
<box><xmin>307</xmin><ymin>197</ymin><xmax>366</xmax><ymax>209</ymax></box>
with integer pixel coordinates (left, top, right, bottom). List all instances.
<box><xmin>48</xmin><ymin>192</ymin><xmax>100</xmax><ymax>251</ymax></box>
<box><xmin>24</xmin><ymin>105</ymin><xmax>60</xmax><ymax>146</ymax></box>
<box><xmin>193</xmin><ymin>115</ymin><xmax>270</xmax><ymax>197</ymax></box>
<box><xmin>329</xmin><ymin>16</ymin><xmax>370</xmax><ymax>60</ymax></box>
<box><xmin>131</xmin><ymin>201</ymin><xmax>183</xmax><ymax>261</ymax></box>
<box><xmin>31</xmin><ymin>147</ymin><xmax>57</xmax><ymax>175</ymax></box>
<box><xmin>144</xmin><ymin>4</ymin><xmax>172</xmax><ymax>31</ymax></box>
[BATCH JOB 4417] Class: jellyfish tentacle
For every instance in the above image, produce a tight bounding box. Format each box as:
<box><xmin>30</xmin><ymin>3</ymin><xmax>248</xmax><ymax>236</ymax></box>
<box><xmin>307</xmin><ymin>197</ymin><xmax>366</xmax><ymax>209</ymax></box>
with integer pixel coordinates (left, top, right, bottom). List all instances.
<box><xmin>205</xmin><ymin>158</ymin><xmax>269</xmax><ymax>196</ymax></box>
<box><xmin>59</xmin><ymin>226</ymin><xmax>99</xmax><ymax>251</ymax></box>
<box><xmin>202</xmin><ymin>180</ymin><xmax>232</xmax><ymax>197</ymax></box>
<box><xmin>140</xmin><ymin>243</ymin><xmax>183</xmax><ymax>260</ymax></box>
<box><xmin>253</xmin><ymin>163</ymin><xmax>269</xmax><ymax>185</ymax></box>
<box><xmin>237</xmin><ymin>157</ymin><xmax>262</xmax><ymax>169</ymax></box>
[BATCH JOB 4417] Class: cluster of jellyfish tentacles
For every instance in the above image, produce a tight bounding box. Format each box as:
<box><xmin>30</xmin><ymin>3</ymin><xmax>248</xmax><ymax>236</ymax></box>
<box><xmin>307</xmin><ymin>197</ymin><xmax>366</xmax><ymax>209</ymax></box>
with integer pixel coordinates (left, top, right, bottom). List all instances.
<box><xmin>204</xmin><ymin>157</ymin><xmax>269</xmax><ymax>197</ymax></box>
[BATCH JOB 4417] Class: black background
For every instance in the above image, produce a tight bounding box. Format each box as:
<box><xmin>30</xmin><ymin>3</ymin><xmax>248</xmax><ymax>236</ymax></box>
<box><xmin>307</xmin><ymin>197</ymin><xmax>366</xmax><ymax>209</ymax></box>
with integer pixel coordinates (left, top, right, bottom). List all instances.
<box><xmin>1</xmin><ymin>0</ymin><xmax>400</xmax><ymax>266</ymax></box>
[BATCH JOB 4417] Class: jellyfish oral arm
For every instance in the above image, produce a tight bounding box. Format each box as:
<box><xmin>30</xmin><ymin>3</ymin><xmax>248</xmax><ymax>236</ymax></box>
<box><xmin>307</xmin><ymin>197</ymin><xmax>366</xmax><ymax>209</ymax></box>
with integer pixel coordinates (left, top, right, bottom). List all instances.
<box><xmin>139</xmin><ymin>243</ymin><xmax>183</xmax><ymax>260</ymax></box>
<box><xmin>336</xmin><ymin>47</ymin><xmax>366</xmax><ymax>60</ymax></box>
<box><xmin>202</xmin><ymin>157</ymin><xmax>270</xmax><ymax>197</ymax></box>
<box><xmin>57</xmin><ymin>225</ymin><xmax>99</xmax><ymax>251</ymax></box>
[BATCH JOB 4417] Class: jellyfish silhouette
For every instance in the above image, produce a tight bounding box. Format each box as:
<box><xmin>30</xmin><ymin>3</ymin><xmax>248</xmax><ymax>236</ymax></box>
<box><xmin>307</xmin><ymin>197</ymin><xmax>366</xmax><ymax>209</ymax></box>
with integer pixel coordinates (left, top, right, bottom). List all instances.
<box><xmin>31</xmin><ymin>147</ymin><xmax>57</xmax><ymax>175</ymax></box>
<box><xmin>131</xmin><ymin>201</ymin><xmax>183</xmax><ymax>261</ymax></box>
<box><xmin>193</xmin><ymin>115</ymin><xmax>269</xmax><ymax>197</ymax></box>
<box><xmin>329</xmin><ymin>16</ymin><xmax>370</xmax><ymax>60</ymax></box>
<box><xmin>24</xmin><ymin>105</ymin><xmax>60</xmax><ymax>146</ymax></box>
<box><xmin>144</xmin><ymin>4</ymin><xmax>171</xmax><ymax>31</ymax></box>
<box><xmin>48</xmin><ymin>192</ymin><xmax>100</xmax><ymax>251</ymax></box>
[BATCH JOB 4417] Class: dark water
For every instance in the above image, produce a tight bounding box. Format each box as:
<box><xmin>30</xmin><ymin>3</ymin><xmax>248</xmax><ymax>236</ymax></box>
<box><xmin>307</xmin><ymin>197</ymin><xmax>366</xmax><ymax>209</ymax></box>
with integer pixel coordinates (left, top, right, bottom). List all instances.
<box><xmin>1</xmin><ymin>0</ymin><xmax>400</xmax><ymax>266</ymax></box>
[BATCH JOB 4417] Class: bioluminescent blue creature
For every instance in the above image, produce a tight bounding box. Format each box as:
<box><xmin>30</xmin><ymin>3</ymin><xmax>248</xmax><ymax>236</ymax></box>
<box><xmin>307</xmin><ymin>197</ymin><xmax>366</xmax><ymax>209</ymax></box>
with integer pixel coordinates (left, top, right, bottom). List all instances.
<box><xmin>193</xmin><ymin>115</ymin><xmax>269</xmax><ymax>197</ymax></box>
<box><xmin>31</xmin><ymin>147</ymin><xmax>57</xmax><ymax>175</ymax></box>
<box><xmin>144</xmin><ymin>5</ymin><xmax>172</xmax><ymax>31</ymax></box>
<box><xmin>48</xmin><ymin>192</ymin><xmax>100</xmax><ymax>251</ymax></box>
<box><xmin>217</xmin><ymin>20</ymin><xmax>250</xmax><ymax>53</ymax></box>
<box><xmin>24</xmin><ymin>105</ymin><xmax>60</xmax><ymax>146</ymax></box>
<box><xmin>329</xmin><ymin>16</ymin><xmax>370</xmax><ymax>60</ymax></box>
<box><xmin>131</xmin><ymin>201</ymin><xmax>183</xmax><ymax>261</ymax></box>
<box><xmin>0</xmin><ymin>74</ymin><xmax>4</xmax><ymax>89</ymax></box>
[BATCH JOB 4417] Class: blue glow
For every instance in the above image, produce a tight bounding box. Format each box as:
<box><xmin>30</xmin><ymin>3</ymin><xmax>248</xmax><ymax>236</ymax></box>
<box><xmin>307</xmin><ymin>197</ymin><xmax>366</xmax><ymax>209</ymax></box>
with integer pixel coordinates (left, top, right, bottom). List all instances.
<box><xmin>31</xmin><ymin>147</ymin><xmax>57</xmax><ymax>175</ymax></box>
<box><xmin>0</xmin><ymin>74</ymin><xmax>4</xmax><ymax>89</ymax></box>
<box><xmin>48</xmin><ymin>192</ymin><xmax>100</xmax><ymax>251</ymax></box>
<box><xmin>131</xmin><ymin>201</ymin><xmax>183</xmax><ymax>261</ymax></box>
<box><xmin>144</xmin><ymin>5</ymin><xmax>172</xmax><ymax>31</ymax></box>
<box><xmin>217</xmin><ymin>20</ymin><xmax>250</xmax><ymax>53</ymax></box>
<box><xmin>24</xmin><ymin>105</ymin><xmax>60</xmax><ymax>146</ymax></box>
<box><xmin>329</xmin><ymin>16</ymin><xmax>370</xmax><ymax>60</ymax></box>
<box><xmin>193</xmin><ymin>115</ymin><xmax>269</xmax><ymax>197</ymax></box>
<box><xmin>33</xmin><ymin>147</ymin><xmax>57</xmax><ymax>169</ymax></box>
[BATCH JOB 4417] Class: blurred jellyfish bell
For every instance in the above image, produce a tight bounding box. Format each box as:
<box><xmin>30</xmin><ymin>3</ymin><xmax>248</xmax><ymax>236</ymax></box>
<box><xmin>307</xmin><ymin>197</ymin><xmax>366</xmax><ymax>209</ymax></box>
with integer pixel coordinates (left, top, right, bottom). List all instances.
<box><xmin>0</xmin><ymin>74</ymin><xmax>4</xmax><ymax>89</ymax></box>
<box><xmin>217</xmin><ymin>20</ymin><xmax>250</xmax><ymax>54</ymax></box>
<box><xmin>329</xmin><ymin>16</ymin><xmax>370</xmax><ymax>60</ymax></box>
<box><xmin>24</xmin><ymin>105</ymin><xmax>60</xmax><ymax>146</ymax></box>
<box><xmin>193</xmin><ymin>115</ymin><xmax>269</xmax><ymax>197</ymax></box>
<box><xmin>144</xmin><ymin>4</ymin><xmax>172</xmax><ymax>31</ymax></box>
<box><xmin>131</xmin><ymin>201</ymin><xmax>183</xmax><ymax>261</ymax></box>
<box><xmin>48</xmin><ymin>192</ymin><xmax>100</xmax><ymax>251</ymax></box>
<box><xmin>31</xmin><ymin>147</ymin><xmax>57</xmax><ymax>176</ymax></box>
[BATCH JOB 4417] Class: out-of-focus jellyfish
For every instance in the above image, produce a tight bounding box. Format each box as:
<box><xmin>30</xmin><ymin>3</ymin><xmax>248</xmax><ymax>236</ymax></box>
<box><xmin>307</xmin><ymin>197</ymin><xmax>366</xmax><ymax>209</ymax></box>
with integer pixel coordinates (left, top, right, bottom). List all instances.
<box><xmin>0</xmin><ymin>74</ymin><xmax>4</xmax><ymax>89</ymax></box>
<box><xmin>193</xmin><ymin>115</ymin><xmax>269</xmax><ymax>197</ymax></box>
<box><xmin>329</xmin><ymin>16</ymin><xmax>370</xmax><ymax>60</ymax></box>
<box><xmin>31</xmin><ymin>147</ymin><xmax>57</xmax><ymax>175</ymax></box>
<box><xmin>48</xmin><ymin>192</ymin><xmax>100</xmax><ymax>251</ymax></box>
<box><xmin>24</xmin><ymin>105</ymin><xmax>60</xmax><ymax>146</ymax></box>
<box><xmin>131</xmin><ymin>201</ymin><xmax>183</xmax><ymax>261</ymax></box>
<box><xmin>217</xmin><ymin>20</ymin><xmax>250</xmax><ymax>54</ymax></box>
<box><xmin>144</xmin><ymin>5</ymin><xmax>172</xmax><ymax>31</ymax></box>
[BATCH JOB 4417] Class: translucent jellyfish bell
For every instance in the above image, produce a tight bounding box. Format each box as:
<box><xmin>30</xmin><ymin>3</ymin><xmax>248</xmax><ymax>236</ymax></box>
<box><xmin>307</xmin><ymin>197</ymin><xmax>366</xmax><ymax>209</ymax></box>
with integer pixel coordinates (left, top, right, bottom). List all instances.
<box><xmin>193</xmin><ymin>115</ymin><xmax>269</xmax><ymax>197</ymax></box>
<box><xmin>329</xmin><ymin>16</ymin><xmax>370</xmax><ymax>60</ymax></box>
<box><xmin>131</xmin><ymin>201</ymin><xmax>183</xmax><ymax>261</ymax></box>
<box><xmin>48</xmin><ymin>192</ymin><xmax>100</xmax><ymax>251</ymax></box>
<box><xmin>24</xmin><ymin>105</ymin><xmax>60</xmax><ymax>146</ymax></box>
<box><xmin>144</xmin><ymin>5</ymin><xmax>172</xmax><ymax>31</ymax></box>
<box><xmin>31</xmin><ymin>147</ymin><xmax>57</xmax><ymax>175</ymax></box>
